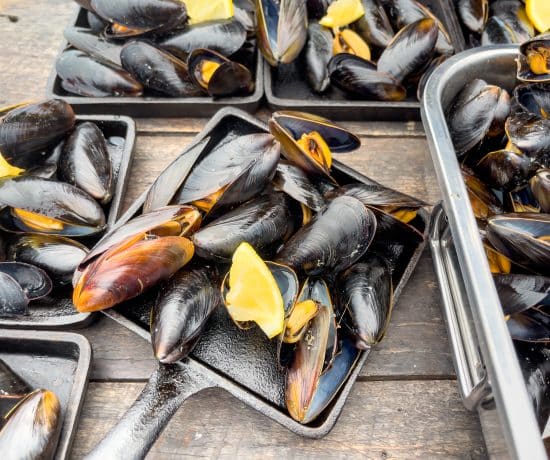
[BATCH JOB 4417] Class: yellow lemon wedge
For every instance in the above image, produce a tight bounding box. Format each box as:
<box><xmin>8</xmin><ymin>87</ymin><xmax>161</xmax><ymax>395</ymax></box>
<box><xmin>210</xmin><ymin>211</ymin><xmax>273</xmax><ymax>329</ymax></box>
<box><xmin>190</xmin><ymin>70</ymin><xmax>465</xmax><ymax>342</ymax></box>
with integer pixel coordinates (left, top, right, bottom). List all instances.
<box><xmin>184</xmin><ymin>0</ymin><xmax>234</xmax><ymax>25</ymax></box>
<box><xmin>0</xmin><ymin>154</ymin><xmax>24</xmax><ymax>178</ymax></box>
<box><xmin>526</xmin><ymin>0</ymin><xmax>550</xmax><ymax>33</ymax></box>
<box><xmin>225</xmin><ymin>242</ymin><xmax>285</xmax><ymax>339</ymax></box>
<box><xmin>319</xmin><ymin>0</ymin><xmax>365</xmax><ymax>29</ymax></box>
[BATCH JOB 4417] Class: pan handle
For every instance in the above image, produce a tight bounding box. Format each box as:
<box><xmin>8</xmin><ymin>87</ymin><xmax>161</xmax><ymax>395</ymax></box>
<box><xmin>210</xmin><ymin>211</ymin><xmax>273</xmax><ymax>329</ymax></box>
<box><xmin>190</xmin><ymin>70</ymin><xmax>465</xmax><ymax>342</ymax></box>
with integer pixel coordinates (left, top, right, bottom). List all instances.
<box><xmin>85</xmin><ymin>362</ymin><xmax>213</xmax><ymax>460</ymax></box>
<box><xmin>429</xmin><ymin>204</ymin><xmax>491</xmax><ymax>411</ymax></box>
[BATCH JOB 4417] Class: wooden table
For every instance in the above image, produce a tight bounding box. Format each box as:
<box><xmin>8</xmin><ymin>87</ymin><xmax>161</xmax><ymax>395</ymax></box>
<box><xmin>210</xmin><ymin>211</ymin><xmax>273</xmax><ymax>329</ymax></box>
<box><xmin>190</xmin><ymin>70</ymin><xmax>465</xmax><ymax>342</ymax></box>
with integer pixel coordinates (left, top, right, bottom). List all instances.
<box><xmin>0</xmin><ymin>1</ymin><xmax>487</xmax><ymax>457</ymax></box>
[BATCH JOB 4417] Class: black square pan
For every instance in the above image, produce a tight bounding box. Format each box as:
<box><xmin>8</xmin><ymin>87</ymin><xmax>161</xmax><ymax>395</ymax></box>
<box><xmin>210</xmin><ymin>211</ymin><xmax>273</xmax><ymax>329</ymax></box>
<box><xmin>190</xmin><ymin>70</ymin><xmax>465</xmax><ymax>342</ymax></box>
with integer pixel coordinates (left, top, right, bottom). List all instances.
<box><xmin>45</xmin><ymin>6</ymin><xmax>264</xmax><ymax>117</ymax></box>
<box><xmin>0</xmin><ymin>329</ymin><xmax>92</xmax><ymax>460</ymax></box>
<box><xmin>0</xmin><ymin>114</ymin><xmax>136</xmax><ymax>329</ymax></box>
<box><xmin>265</xmin><ymin>0</ymin><xmax>466</xmax><ymax>121</ymax></box>
<box><xmin>84</xmin><ymin>107</ymin><xmax>429</xmax><ymax>458</ymax></box>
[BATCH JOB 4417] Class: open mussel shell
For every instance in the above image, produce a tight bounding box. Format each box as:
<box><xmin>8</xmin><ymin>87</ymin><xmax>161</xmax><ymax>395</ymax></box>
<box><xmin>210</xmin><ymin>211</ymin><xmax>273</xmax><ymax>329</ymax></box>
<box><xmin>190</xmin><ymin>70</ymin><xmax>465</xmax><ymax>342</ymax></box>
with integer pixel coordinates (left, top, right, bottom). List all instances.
<box><xmin>0</xmin><ymin>177</ymin><xmax>106</xmax><ymax>236</ymax></box>
<box><xmin>8</xmin><ymin>234</ymin><xmax>89</xmax><ymax>286</ymax></box>
<box><xmin>56</xmin><ymin>50</ymin><xmax>144</xmax><ymax>97</ymax></box>
<box><xmin>351</xmin><ymin>0</ymin><xmax>394</xmax><ymax>49</ymax></box>
<box><xmin>0</xmin><ymin>262</ymin><xmax>52</xmax><ymax>301</ymax></box>
<box><xmin>0</xmin><ymin>99</ymin><xmax>75</xmax><ymax>170</ymax></box>
<box><xmin>59</xmin><ymin>122</ymin><xmax>113</xmax><ymax>204</ymax></box>
<box><xmin>495</xmin><ymin>273</ymin><xmax>550</xmax><ymax>316</ymax></box>
<box><xmin>64</xmin><ymin>27</ymin><xmax>123</xmax><ymax>66</ymax></box>
<box><xmin>0</xmin><ymin>272</ymin><xmax>28</xmax><ymax>317</ymax></box>
<box><xmin>192</xmin><ymin>193</ymin><xmax>296</xmax><ymax>262</ymax></box>
<box><xmin>514</xmin><ymin>83</ymin><xmax>550</xmax><ymax>120</ymax></box>
<box><xmin>275</xmin><ymin>196</ymin><xmax>376</xmax><ymax>276</ymax></box>
<box><xmin>377</xmin><ymin>18</ymin><xmax>438</xmax><ymax>84</ymax></box>
<box><xmin>256</xmin><ymin>0</ymin><xmax>308</xmax><ymax>66</ymax></box>
<box><xmin>457</xmin><ymin>0</ymin><xmax>488</xmax><ymax>34</ymax></box>
<box><xmin>305</xmin><ymin>22</ymin><xmax>332</xmax><ymax>93</ymax></box>
<box><xmin>160</xmin><ymin>19</ymin><xmax>247</xmax><ymax>60</ymax></box>
<box><xmin>530</xmin><ymin>169</ymin><xmax>550</xmax><ymax>213</ymax></box>
<box><xmin>269</xmin><ymin>111</ymin><xmax>360</xmax><ymax>179</ymax></box>
<box><xmin>475</xmin><ymin>149</ymin><xmax>537</xmax><ymax>191</ymax></box>
<box><xmin>272</xmin><ymin>161</ymin><xmax>326</xmax><ymax>212</ymax></box>
<box><xmin>328</xmin><ymin>53</ymin><xmax>406</xmax><ymax>101</ymax></box>
<box><xmin>91</xmin><ymin>0</ymin><xmax>187</xmax><ymax>35</ymax></box>
<box><xmin>120</xmin><ymin>41</ymin><xmax>202</xmax><ymax>97</ymax></box>
<box><xmin>73</xmin><ymin>233</ymin><xmax>194</xmax><ymax>312</ymax></box>
<box><xmin>462</xmin><ymin>169</ymin><xmax>503</xmax><ymax>220</ymax></box>
<box><xmin>508</xmin><ymin>308</ymin><xmax>550</xmax><ymax>343</ymax></box>
<box><xmin>151</xmin><ymin>265</ymin><xmax>222</xmax><ymax>363</ymax></box>
<box><xmin>505</xmin><ymin>187</ymin><xmax>540</xmax><ymax>214</ymax></box>
<box><xmin>187</xmin><ymin>48</ymin><xmax>254</xmax><ymax>97</ymax></box>
<box><xmin>0</xmin><ymin>359</ymin><xmax>32</xmax><ymax>418</ymax></box>
<box><xmin>486</xmin><ymin>213</ymin><xmax>550</xmax><ymax>275</ymax></box>
<box><xmin>517</xmin><ymin>34</ymin><xmax>550</xmax><ymax>83</ymax></box>
<box><xmin>505</xmin><ymin>109</ymin><xmax>550</xmax><ymax>160</ymax></box>
<box><xmin>0</xmin><ymin>389</ymin><xmax>61</xmax><ymax>460</ymax></box>
<box><xmin>338</xmin><ymin>254</ymin><xmax>393</xmax><ymax>349</ymax></box>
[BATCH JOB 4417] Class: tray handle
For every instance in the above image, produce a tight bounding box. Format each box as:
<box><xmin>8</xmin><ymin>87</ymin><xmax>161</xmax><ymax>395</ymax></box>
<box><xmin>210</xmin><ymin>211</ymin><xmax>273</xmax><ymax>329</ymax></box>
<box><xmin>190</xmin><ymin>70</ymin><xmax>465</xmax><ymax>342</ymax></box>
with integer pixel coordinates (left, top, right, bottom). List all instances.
<box><xmin>430</xmin><ymin>204</ymin><xmax>491</xmax><ymax>410</ymax></box>
<box><xmin>85</xmin><ymin>362</ymin><xmax>213</xmax><ymax>460</ymax></box>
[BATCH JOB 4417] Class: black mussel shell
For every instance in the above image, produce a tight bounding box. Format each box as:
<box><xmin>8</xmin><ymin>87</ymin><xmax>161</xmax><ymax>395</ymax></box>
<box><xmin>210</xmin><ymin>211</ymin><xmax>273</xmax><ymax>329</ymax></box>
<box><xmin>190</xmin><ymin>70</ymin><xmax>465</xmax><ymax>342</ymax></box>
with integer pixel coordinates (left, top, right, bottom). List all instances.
<box><xmin>377</xmin><ymin>18</ymin><xmax>438</xmax><ymax>84</ymax></box>
<box><xmin>505</xmin><ymin>109</ymin><xmax>550</xmax><ymax>160</ymax></box>
<box><xmin>120</xmin><ymin>41</ymin><xmax>202</xmax><ymax>97</ymax></box>
<box><xmin>64</xmin><ymin>27</ymin><xmax>123</xmax><ymax>66</ymax></box>
<box><xmin>491</xmin><ymin>0</ymin><xmax>534</xmax><ymax>44</ymax></box>
<box><xmin>495</xmin><ymin>273</ymin><xmax>550</xmax><ymax>316</ymax></box>
<box><xmin>59</xmin><ymin>122</ymin><xmax>113</xmax><ymax>204</ymax></box>
<box><xmin>475</xmin><ymin>149</ymin><xmax>537</xmax><ymax>191</ymax></box>
<box><xmin>272</xmin><ymin>161</ymin><xmax>326</xmax><ymax>211</ymax></box>
<box><xmin>256</xmin><ymin>0</ymin><xmax>308</xmax><ymax>66</ymax></box>
<box><xmin>8</xmin><ymin>234</ymin><xmax>89</xmax><ymax>285</ymax></box>
<box><xmin>74</xmin><ymin>0</ymin><xmax>94</xmax><ymax>11</ymax></box>
<box><xmin>0</xmin><ymin>262</ymin><xmax>52</xmax><ymax>301</ymax></box>
<box><xmin>160</xmin><ymin>19</ymin><xmax>247</xmax><ymax>60</ymax></box>
<box><xmin>305</xmin><ymin>22</ymin><xmax>332</xmax><ymax>93</ymax></box>
<box><xmin>0</xmin><ymin>100</ymin><xmax>75</xmax><ymax>170</ymax></box>
<box><xmin>275</xmin><ymin>196</ymin><xmax>376</xmax><ymax>276</ymax></box>
<box><xmin>0</xmin><ymin>177</ymin><xmax>106</xmax><ymax>236</ymax></box>
<box><xmin>0</xmin><ymin>389</ymin><xmax>61</xmax><ymax>460</ymax></box>
<box><xmin>91</xmin><ymin>0</ymin><xmax>187</xmax><ymax>35</ymax></box>
<box><xmin>187</xmin><ymin>48</ymin><xmax>254</xmax><ymax>97</ymax></box>
<box><xmin>328</xmin><ymin>53</ymin><xmax>406</xmax><ymax>101</ymax></box>
<box><xmin>56</xmin><ymin>50</ymin><xmax>144</xmax><ymax>97</ymax></box>
<box><xmin>481</xmin><ymin>16</ymin><xmax>518</xmax><ymax>46</ymax></box>
<box><xmin>486</xmin><ymin>213</ymin><xmax>550</xmax><ymax>275</ymax></box>
<box><xmin>530</xmin><ymin>169</ymin><xmax>550</xmax><ymax>213</ymax></box>
<box><xmin>462</xmin><ymin>169</ymin><xmax>503</xmax><ymax>220</ymax></box>
<box><xmin>352</xmin><ymin>0</ymin><xmax>394</xmax><ymax>49</ymax></box>
<box><xmin>192</xmin><ymin>193</ymin><xmax>296</xmax><ymax>261</ymax></box>
<box><xmin>417</xmin><ymin>54</ymin><xmax>447</xmax><ymax>101</ymax></box>
<box><xmin>517</xmin><ymin>34</ymin><xmax>550</xmax><ymax>83</ymax></box>
<box><xmin>306</xmin><ymin>0</ymin><xmax>331</xmax><ymax>18</ymax></box>
<box><xmin>87</xmin><ymin>11</ymin><xmax>108</xmax><ymax>33</ymax></box>
<box><xmin>457</xmin><ymin>0</ymin><xmax>488</xmax><ymax>34</ymax></box>
<box><xmin>338</xmin><ymin>254</ymin><xmax>393</xmax><ymax>349</ymax></box>
<box><xmin>0</xmin><ymin>359</ymin><xmax>32</xmax><ymax>418</ymax></box>
<box><xmin>514</xmin><ymin>83</ymin><xmax>550</xmax><ymax>120</ymax></box>
<box><xmin>0</xmin><ymin>272</ymin><xmax>28</xmax><ymax>317</ymax></box>
<box><xmin>508</xmin><ymin>308</ymin><xmax>550</xmax><ymax>343</ymax></box>
<box><xmin>151</xmin><ymin>265</ymin><xmax>222</xmax><ymax>363</ymax></box>
<box><xmin>505</xmin><ymin>187</ymin><xmax>540</xmax><ymax>214</ymax></box>
<box><xmin>234</xmin><ymin>1</ymin><xmax>257</xmax><ymax>34</ymax></box>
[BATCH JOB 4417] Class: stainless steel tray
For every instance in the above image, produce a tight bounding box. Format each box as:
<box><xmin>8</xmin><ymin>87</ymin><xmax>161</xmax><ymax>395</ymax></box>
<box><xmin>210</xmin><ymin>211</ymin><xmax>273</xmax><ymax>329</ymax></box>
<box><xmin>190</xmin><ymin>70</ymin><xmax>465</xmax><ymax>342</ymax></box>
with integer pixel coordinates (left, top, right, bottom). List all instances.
<box><xmin>422</xmin><ymin>45</ymin><xmax>547</xmax><ymax>458</ymax></box>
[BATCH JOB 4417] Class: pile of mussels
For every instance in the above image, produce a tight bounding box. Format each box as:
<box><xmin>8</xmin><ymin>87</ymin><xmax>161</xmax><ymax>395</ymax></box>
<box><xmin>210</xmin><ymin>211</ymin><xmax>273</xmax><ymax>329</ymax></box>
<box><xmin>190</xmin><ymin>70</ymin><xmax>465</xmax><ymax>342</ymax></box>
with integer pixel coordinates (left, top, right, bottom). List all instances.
<box><xmin>71</xmin><ymin>111</ymin><xmax>426</xmax><ymax>423</ymax></box>
<box><xmin>447</xmin><ymin>43</ymin><xmax>550</xmax><ymax>430</ymax></box>
<box><xmin>261</xmin><ymin>0</ymin><xmax>455</xmax><ymax>101</ymax></box>
<box><xmin>57</xmin><ymin>0</ymin><xmax>256</xmax><ymax>97</ymax></box>
<box><xmin>0</xmin><ymin>99</ymin><xmax>124</xmax><ymax>317</ymax></box>
<box><xmin>456</xmin><ymin>0</ymin><xmax>543</xmax><ymax>46</ymax></box>
<box><xmin>0</xmin><ymin>360</ymin><xmax>61</xmax><ymax>459</ymax></box>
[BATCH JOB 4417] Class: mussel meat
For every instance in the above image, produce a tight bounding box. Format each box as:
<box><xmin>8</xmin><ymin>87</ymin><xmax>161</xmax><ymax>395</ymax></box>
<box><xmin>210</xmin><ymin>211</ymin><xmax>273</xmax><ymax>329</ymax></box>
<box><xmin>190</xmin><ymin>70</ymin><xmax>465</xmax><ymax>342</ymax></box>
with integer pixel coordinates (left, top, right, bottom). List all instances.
<box><xmin>517</xmin><ymin>33</ymin><xmax>550</xmax><ymax>83</ymax></box>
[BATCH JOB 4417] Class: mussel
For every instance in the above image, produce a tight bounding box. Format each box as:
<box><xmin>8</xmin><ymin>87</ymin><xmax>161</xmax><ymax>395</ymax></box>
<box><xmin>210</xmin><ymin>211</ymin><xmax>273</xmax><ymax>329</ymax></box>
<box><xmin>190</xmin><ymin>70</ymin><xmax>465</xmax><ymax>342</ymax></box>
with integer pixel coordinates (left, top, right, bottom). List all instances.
<box><xmin>0</xmin><ymin>389</ymin><xmax>61</xmax><ymax>460</ymax></box>
<box><xmin>87</xmin><ymin>11</ymin><xmax>108</xmax><ymax>33</ymax></box>
<box><xmin>517</xmin><ymin>33</ymin><xmax>550</xmax><ymax>83</ymax></box>
<box><xmin>352</xmin><ymin>0</ymin><xmax>394</xmax><ymax>49</ymax></box>
<box><xmin>275</xmin><ymin>196</ymin><xmax>376</xmax><ymax>276</ymax></box>
<box><xmin>305</xmin><ymin>22</ymin><xmax>333</xmax><ymax>93</ymax></box>
<box><xmin>475</xmin><ymin>149</ymin><xmax>537</xmax><ymax>191</ymax></box>
<box><xmin>63</xmin><ymin>27</ymin><xmax>123</xmax><ymax>66</ymax></box>
<box><xmin>495</xmin><ymin>273</ymin><xmax>550</xmax><ymax>316</ymax></box>
<box><xmin>59</xmin><ymin>122</ymin><xmax>113</xmax><ymax>204</ymax></box>
<box><xmin>481</xmin><ymin>17</ymin><xmax>518</xmax><ymax>46</ymax></box>
<box><xmin>457</xmin><ymin>0</ymin><xmax>488</xmax><ymax>34</ymax></box>
<box><xmin>0</xmin><ymin>262</ymin><xmax>52</xmax><ymax>301</ymax></box>
<box><xmin>0</xmin><ymin>177</ymin><xmax>106</xmax><ymax>236</ymax></box>
<box><xmin>508</xmin><ymin>308</ymin><xmax>550</xmax><ymax>343</ymax></box>
<box><xmin>530</xmin><ymin>169</ymin><xmax>550</xmax><ymax>213</ymax></box>
<box><xmin>151</xmin><ymin>265</ymin><xmax>222</xmax><ymax>363</ymax></box>
<box><xmin>514</xmin><ymin>83</ymin><xmax>550</xmax><ymax>120</ymax></box>
<box><xmin>333</xmin><ymin>29</ymin><xmax>371</xmax><ymax>60</ymax></box>
<box><xmin>192</xmin><ymin>193</ymin><xmax>296</xmax><ymax>261</ymax></box>
<box><xmin>272</xmin><ymin>161</ymin><xmax>326</xmax><ymax>212</ymax></box>
<box><xmin>0</xmin><ymin>272</ymin><xmax>28</xmax><ymax>317</ymax></box>
<box><xmin>73</xmin><ymin>233</ymin><xmax>194</xmax><ymax>312</ymax></box>
<box><xmin>463</xmin><ymin>169</ymin><xmax>503</xmax><ymax>220</ymax></box>
<box><xmin>187</xmin><ymin>48</ymin><xmax>254</xmax><ymax>97</ymax></box>
<box><xmin>491</xmin><ymin>0</ymin><xmax>534</xmax><ymax>44</ymax></box>
<box><xmin>0</xmin><ymin>360</ymin><xmax>32</xmax><ymax>418</ymax></box>
<box><xmin>0</xmin><ymin>100</ymin><xmax>75</xmax><ymax>171</ymax></box>
<box><xmin>255</xmin><ymin>0</ymin><xmax>308</xmax><ymax>66</ymax></box>
<box><xmin>505</xmin><ymin>109</ymin><xmax>550</xmax><ymax>160</ymax></box>
<box><xmin>120</xmin><ymin>41</ymin><xmax>203</xmax><ymax>97</ymax></box>
<box><xmin>56</xmin><ymin>50</ymin><xmax>144</xmax><ymax>97</ymax></box>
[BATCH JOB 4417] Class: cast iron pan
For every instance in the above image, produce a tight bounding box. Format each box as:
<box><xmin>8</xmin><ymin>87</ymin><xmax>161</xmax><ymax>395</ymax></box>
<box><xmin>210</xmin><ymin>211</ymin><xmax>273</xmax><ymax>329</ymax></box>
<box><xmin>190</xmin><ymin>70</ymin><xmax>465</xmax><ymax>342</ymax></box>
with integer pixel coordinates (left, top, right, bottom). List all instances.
<box><xmin>0</xmin><ymin>329</ymin><xmax>92</xmax><ymax>460</ymax></box>
<box><xmin>45</xmin><ymin>7</ymin><xmax>264</xmax><ymax>117</ymax></box>
<box><xmin>265</xmin><ymin>0</ymin><xmax>467</xmax><ymax>121</ymax></box>
<box><xmin>82</xmin><ymin>108</ymin><xmax>429</xmax><ymax>458</ymax></box>
<box><xmin>0</xmin><ymin>114</ymin><xmax>136</xmax><ymax>329</ymax></box>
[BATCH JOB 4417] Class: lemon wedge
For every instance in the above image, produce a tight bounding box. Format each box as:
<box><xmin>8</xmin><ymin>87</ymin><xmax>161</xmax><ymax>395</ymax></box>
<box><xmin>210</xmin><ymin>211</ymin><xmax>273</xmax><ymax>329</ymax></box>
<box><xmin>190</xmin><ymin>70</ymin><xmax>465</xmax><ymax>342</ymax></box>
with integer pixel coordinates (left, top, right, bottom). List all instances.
<box><xmin>184</xmin><ymin>0</ymin><xmax>234</xmax><ymax>25</ymax></box>
<box><xmin>319</xmin><ymin>0</ymin><xmax>365</xmax><ymax>29</ymax></box>
<box><xmin>225</xmin><ymin>242</ymin><xmax>285</xmax><ymax>339</ymax></box>
<box><xmin>526</xmin><ymin>0</ymin><xmax>550</xmax><ymax>33</ymax></box>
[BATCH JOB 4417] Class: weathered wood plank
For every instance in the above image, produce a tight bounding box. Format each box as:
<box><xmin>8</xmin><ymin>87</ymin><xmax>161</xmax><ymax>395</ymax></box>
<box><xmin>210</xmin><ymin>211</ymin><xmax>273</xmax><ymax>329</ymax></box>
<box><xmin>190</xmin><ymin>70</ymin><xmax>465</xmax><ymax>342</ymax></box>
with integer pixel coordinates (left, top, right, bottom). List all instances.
<box><xmin>71</xmin><ymin>380</ymin><xmax>485</xmax><ymax>459</ymax></box>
